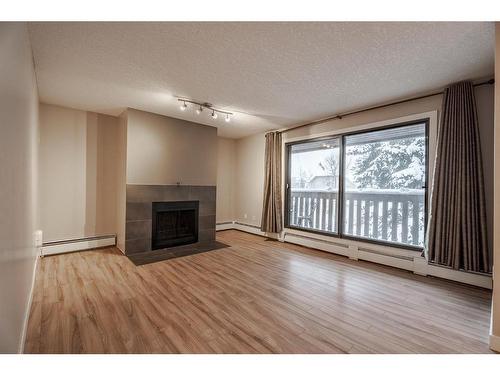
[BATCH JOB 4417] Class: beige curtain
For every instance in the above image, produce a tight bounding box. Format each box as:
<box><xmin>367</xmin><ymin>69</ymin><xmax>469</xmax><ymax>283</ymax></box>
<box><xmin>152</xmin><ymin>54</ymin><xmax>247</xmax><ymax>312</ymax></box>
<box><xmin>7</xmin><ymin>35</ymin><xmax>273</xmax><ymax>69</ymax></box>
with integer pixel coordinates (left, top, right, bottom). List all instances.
<box><xmin>427</xmin><ymin>81</ymin><xmax>490</xmax><ymax>273</ymax></box>
<box><xmin>261</xmin><ymin>132</ymin><xmax>283</xmax><ymax>233</ymax></box>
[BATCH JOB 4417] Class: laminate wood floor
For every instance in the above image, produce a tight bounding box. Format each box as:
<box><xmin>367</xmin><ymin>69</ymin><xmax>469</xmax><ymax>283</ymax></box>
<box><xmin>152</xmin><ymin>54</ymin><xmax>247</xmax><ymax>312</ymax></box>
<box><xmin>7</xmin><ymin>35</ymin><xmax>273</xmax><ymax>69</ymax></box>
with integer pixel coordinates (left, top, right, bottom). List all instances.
<box><xmin>24</xmin><ymin>230</ymin><xmax>493</xmax><ymax>353</ymax></box>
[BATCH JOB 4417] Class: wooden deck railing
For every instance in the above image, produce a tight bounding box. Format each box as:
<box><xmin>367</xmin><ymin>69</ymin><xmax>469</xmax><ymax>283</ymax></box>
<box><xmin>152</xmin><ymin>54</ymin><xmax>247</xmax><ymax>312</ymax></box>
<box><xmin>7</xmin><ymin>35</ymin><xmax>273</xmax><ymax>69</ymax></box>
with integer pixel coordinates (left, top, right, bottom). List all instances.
<box><xmin>289</xmin><ymin>189</ymin><xmax>425</xmax><ymax>246</ymax></box>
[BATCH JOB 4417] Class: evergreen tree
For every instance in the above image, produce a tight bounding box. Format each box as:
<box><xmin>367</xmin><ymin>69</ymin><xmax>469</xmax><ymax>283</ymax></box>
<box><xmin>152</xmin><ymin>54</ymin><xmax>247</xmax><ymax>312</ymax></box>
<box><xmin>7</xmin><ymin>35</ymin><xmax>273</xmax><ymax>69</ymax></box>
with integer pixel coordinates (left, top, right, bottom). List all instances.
<box><xmin>347</xmin><ymin>137</ymin><xmax>425</xmax><ymax>189</ymax></box>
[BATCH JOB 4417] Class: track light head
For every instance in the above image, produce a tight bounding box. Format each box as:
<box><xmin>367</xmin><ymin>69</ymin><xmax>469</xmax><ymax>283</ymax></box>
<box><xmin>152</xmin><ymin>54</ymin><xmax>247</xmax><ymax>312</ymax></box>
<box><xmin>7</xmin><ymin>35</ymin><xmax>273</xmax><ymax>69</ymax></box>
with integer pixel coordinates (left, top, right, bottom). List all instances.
<box><xmin>177</xmin><ymin>98</ymin><xmax>232</xmax><ymax>121</ymax></box>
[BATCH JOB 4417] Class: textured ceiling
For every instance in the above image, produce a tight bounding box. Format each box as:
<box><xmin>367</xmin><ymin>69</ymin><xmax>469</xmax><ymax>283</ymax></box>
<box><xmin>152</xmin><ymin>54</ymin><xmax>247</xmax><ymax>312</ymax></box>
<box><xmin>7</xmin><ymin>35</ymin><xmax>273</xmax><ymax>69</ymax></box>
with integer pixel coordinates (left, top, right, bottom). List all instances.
<box><xmin>28</xmin><ymin>22</ymin><xmax>494</xmax><ymax>138</ymax></box>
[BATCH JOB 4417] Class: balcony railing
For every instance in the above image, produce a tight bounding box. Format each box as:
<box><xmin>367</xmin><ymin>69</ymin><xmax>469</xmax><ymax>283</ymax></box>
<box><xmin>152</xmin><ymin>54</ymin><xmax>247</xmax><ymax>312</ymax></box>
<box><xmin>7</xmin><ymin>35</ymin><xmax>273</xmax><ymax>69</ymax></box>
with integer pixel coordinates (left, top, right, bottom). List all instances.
<box><xmin>288</xmin><ymin>189</ymin><xmax>425</xmax><ymax>247</ymax></box>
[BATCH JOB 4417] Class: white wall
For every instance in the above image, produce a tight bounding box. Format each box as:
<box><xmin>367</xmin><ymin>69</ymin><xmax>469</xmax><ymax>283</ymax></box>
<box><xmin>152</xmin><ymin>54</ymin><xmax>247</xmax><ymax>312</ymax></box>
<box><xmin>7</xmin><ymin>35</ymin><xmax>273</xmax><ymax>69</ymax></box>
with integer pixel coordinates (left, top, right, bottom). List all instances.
<box><xmin>39</xmin><ymin>104</ymin><xmax>86</xmax><ymax>241</ymax></box>
<box><xmin>0</xmin><ymin>23</ymin><xmax>39</xmax><ymax>353</ymax></box>
<box><xmin>38</xmin><ymin>104</ymin><xmax>119</xmax><ymax>242</ymax></box>
<box><xmin>235</xmin><ymin>132</ymin><xmax>266</xmax><ymax>226</ymax></box>
<box><xmin>217</xmin><ymin>137</ymin><xmax>236</xmax><ymax>223</ymax></box>
<box><xmin>126</xmin><ymin>108</ymin><xmax>218</xmax><ymax>186</ymax></box>
<box><xmin>116</xmin><ymin>111</ymin><xmax>128</xmax><ymax>253</ymax></box>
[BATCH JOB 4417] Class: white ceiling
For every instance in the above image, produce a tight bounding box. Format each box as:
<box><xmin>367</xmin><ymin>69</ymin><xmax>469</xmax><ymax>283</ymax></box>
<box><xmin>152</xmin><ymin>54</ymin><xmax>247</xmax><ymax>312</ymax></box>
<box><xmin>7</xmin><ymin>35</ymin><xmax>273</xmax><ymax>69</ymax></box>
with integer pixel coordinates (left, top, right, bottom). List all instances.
<box><xmin>28</xmin><ymin>22</ymin><xmax>494</xmax><ymax>138</ymax></box>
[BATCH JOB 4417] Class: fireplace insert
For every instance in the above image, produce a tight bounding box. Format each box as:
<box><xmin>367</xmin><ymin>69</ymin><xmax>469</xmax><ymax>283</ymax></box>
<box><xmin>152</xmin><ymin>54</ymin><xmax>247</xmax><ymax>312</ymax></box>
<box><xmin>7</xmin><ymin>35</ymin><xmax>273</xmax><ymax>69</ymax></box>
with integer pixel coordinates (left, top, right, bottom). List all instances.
<box><xmin>151</xmin><ymin>201</ymin><xmax>199</xmax><ymax>250</ymax></box>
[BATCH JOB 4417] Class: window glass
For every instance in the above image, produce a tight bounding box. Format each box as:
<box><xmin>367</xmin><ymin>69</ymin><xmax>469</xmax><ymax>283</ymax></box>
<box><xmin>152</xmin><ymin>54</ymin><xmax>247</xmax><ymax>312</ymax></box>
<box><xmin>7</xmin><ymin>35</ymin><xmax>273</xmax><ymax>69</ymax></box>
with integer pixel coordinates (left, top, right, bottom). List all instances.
<box><xmin>342</xmin><ymin>123</ymin><xmax>426</xmax><ymax>247</ymax></box>
<box><xmin>288</xmin><ymin>138</ymin><xmax>340</xmax><ymax>234</ymax></box>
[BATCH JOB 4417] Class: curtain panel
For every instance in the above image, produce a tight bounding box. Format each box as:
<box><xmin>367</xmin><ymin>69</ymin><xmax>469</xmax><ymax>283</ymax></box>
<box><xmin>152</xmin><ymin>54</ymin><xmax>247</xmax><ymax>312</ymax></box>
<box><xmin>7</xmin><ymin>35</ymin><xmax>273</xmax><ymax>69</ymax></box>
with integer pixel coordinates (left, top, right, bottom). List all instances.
<box><xmin>427</xmin><ymin>81</ymin><xmax>490</xmax><ymax>273</ymax></box>
<box><xmin>261</xmin><ymin>132</ymin><xmax>283</xmax><ymax>233</ymax></box>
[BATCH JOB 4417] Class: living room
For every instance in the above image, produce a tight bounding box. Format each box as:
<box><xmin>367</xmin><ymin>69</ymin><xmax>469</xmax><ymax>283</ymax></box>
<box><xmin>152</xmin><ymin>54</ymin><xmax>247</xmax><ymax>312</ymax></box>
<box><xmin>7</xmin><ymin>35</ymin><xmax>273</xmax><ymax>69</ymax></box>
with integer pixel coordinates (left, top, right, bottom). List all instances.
<box><xmin>1</xmin><ymin>2</ymin><xmax>500</xmax><ymax>371</ymax></box>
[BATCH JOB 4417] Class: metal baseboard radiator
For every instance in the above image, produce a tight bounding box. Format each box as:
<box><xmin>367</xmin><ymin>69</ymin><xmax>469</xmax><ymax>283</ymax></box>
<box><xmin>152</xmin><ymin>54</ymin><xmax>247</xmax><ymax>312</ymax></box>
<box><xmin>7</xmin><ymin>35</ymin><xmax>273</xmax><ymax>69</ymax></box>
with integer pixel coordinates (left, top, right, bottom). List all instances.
<box><xmin>41</xmin><ymin>234</ymin><xmax>116</xmax><ymax>256</ymax></box>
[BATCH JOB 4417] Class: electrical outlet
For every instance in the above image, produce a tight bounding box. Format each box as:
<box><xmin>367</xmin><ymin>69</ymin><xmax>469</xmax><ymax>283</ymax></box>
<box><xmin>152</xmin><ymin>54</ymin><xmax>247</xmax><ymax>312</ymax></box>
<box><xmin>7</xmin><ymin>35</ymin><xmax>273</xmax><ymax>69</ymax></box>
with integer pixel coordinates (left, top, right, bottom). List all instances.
<box><xmin>244</xmin><ymin>213</ymin><xmax>248</xmax><ymax>219</ymax></box>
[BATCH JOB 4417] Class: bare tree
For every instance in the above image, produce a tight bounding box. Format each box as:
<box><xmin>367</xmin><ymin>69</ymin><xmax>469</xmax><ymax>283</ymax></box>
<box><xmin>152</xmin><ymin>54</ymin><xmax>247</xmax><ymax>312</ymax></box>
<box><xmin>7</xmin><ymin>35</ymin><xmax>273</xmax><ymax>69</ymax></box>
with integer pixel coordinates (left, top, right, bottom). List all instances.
<box><xmin>318</xmin><ymin>153</ymin><xmax>339</xmax><ymax>189</ymax></box>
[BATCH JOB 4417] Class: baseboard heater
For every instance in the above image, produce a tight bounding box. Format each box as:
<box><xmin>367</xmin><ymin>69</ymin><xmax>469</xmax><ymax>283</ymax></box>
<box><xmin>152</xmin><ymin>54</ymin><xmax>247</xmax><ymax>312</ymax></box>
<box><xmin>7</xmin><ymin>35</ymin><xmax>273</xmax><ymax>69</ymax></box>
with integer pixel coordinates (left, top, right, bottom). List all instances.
<box><xmin>213</xmin><ymin>223</ymin><xmax>491</xmax><ymax>289</ymax></box>
<box><xmin>41</xmin><ymin>234</ymin><xmax>116</xmax><ymax>256</ymax></box>
<box><xmin>283</xmin><ymin>231</ymin><xmax>492</xmax><ymax>289</ymax></box>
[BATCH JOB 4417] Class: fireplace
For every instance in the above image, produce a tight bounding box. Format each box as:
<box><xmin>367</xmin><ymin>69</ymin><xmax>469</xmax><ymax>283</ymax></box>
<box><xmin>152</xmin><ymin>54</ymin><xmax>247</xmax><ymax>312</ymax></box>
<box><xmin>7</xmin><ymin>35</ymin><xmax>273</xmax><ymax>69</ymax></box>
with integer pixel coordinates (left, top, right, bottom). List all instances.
<box><xmin>125</xmin><ymin>185</ymin><xmax>215</xmax><ymax>255</ymax></box>
<box><xmin>151</xmin><ymin>201</ymin><xmax>199</xmax><ymax>250</ymax></box>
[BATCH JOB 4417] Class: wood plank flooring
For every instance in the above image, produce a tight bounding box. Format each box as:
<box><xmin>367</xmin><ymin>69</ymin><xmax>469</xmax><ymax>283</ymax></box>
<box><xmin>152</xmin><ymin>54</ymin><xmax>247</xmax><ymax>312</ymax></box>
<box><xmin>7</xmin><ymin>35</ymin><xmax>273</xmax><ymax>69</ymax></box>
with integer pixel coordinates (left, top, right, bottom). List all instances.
<box><xmin>24</xmin><ymin>230</ymin><xmax>493</xmax><ymax>353</ymax></box>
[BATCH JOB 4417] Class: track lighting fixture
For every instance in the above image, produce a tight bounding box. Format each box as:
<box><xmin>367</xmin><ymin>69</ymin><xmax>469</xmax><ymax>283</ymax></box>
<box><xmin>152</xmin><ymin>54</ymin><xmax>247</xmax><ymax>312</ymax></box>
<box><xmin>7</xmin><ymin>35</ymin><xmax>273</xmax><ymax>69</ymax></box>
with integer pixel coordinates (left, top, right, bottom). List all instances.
<box><xmin>177</xmin><ymin>98</ymin><xmax>233</xmax><ymax>122</ymax></box>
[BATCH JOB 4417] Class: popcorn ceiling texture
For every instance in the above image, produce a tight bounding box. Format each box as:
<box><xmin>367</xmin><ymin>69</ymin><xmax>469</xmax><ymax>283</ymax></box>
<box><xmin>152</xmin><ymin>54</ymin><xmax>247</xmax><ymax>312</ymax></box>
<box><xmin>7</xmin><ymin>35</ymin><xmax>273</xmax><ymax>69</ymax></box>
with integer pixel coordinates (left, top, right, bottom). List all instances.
<box><xmin>28</xmin><ymin>22</ymin><xmax>494</xmax><ymax>138</ymax></box>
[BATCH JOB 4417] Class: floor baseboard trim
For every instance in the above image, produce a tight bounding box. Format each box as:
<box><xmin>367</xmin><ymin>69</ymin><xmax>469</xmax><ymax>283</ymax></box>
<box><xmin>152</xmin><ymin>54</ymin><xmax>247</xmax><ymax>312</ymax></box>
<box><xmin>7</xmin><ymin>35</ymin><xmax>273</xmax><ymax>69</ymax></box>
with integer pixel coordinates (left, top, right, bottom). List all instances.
<box><xmin>217</xmin><ymin>222</ymin><xmax>262</xmax><ymax>234</ymax></box>
<box><xmin>41</xmin><ymin>235</ymin><xmax>116</xmax><ymax>256</ymax></box>
<box><xmin>19</xmin><ymin>251</ymin><xmax>39</xmax><ymax>353</ymax></box>
<box><xmin>490</xmin><ymin>334</ymin><xmax>500</xmax><ymax>352</ymax></box>
<box><xmin>216</xmin><ymin>222</ymin><xmax>235</xmax><ymax>231</ymax></box>
<box><xmin>424</xmin><ymin>263</ymin><xmax>491</xmax><ymax>289</ymax></box>
<box><xmin>230</xmin><ymin>222</ymin><xmax>280</xmax><ymax>240</ymax></box>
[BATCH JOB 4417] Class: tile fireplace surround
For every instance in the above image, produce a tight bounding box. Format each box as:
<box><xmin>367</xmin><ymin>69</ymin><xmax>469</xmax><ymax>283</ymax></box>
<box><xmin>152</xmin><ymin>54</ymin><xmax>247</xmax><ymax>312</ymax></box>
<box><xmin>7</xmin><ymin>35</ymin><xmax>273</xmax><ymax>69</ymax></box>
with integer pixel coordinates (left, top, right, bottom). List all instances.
<box><xmin>125</xmin><ymin>184</ymin><xmax>216</xmax><ymax>255</ymax></box>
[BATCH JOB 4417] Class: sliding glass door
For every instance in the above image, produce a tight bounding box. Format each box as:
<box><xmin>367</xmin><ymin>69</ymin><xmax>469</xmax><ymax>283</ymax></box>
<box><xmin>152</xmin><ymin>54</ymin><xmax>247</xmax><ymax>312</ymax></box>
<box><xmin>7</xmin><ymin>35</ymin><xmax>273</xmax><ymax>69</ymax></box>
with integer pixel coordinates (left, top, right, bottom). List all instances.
<box><xmin>285</xmin><ymin>120</ymin><xmax>428</xmax><ymax>250</ymax></box>
<box><xmin>286</xmin><ymin>137</ymin><xmax>340</xmax><ymax>234</ymax></box>
<box><xmin>342</xmin><ymin>123</ymin><xmax>427</xmax><ymax>247</ymax></box>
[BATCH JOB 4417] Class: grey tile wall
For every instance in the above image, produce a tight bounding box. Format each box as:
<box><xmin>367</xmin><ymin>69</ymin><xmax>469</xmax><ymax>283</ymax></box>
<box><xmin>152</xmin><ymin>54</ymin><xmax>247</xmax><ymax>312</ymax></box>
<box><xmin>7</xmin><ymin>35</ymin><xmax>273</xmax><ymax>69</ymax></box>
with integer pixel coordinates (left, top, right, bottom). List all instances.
<box><xmin>125</xmin><ymin>184</ymin><xmax>216</xmax><ymax>255</ymax></box>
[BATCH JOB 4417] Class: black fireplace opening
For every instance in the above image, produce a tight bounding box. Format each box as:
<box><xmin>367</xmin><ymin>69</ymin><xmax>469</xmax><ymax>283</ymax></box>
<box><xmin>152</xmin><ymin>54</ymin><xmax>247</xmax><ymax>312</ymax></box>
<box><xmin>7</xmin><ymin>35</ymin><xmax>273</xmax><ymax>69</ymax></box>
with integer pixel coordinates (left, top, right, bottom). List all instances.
<box><xmin>151</xmin><ymin>201</ymin><xmax>199</xmax><ymax>250</ymax></box>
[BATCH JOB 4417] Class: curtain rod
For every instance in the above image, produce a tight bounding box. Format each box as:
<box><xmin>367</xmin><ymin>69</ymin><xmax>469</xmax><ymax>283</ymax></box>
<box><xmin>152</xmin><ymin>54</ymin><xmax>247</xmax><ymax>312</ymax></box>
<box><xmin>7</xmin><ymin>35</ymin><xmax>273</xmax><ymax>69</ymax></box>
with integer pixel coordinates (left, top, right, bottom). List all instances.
<box><xmin>276</xmin><ymin>78</ymin><xmax>495</xmax><ymax>135</ymax></box>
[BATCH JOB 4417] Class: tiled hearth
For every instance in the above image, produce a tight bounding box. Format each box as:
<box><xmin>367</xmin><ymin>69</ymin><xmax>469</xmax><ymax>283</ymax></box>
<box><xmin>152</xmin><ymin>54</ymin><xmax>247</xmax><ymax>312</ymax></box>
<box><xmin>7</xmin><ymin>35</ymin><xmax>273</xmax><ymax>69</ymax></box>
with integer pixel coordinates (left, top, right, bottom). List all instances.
<box><xmin>125</xmin><ymin>184</ymin><xmax>216</xmax><ymax>255</ymax></box>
